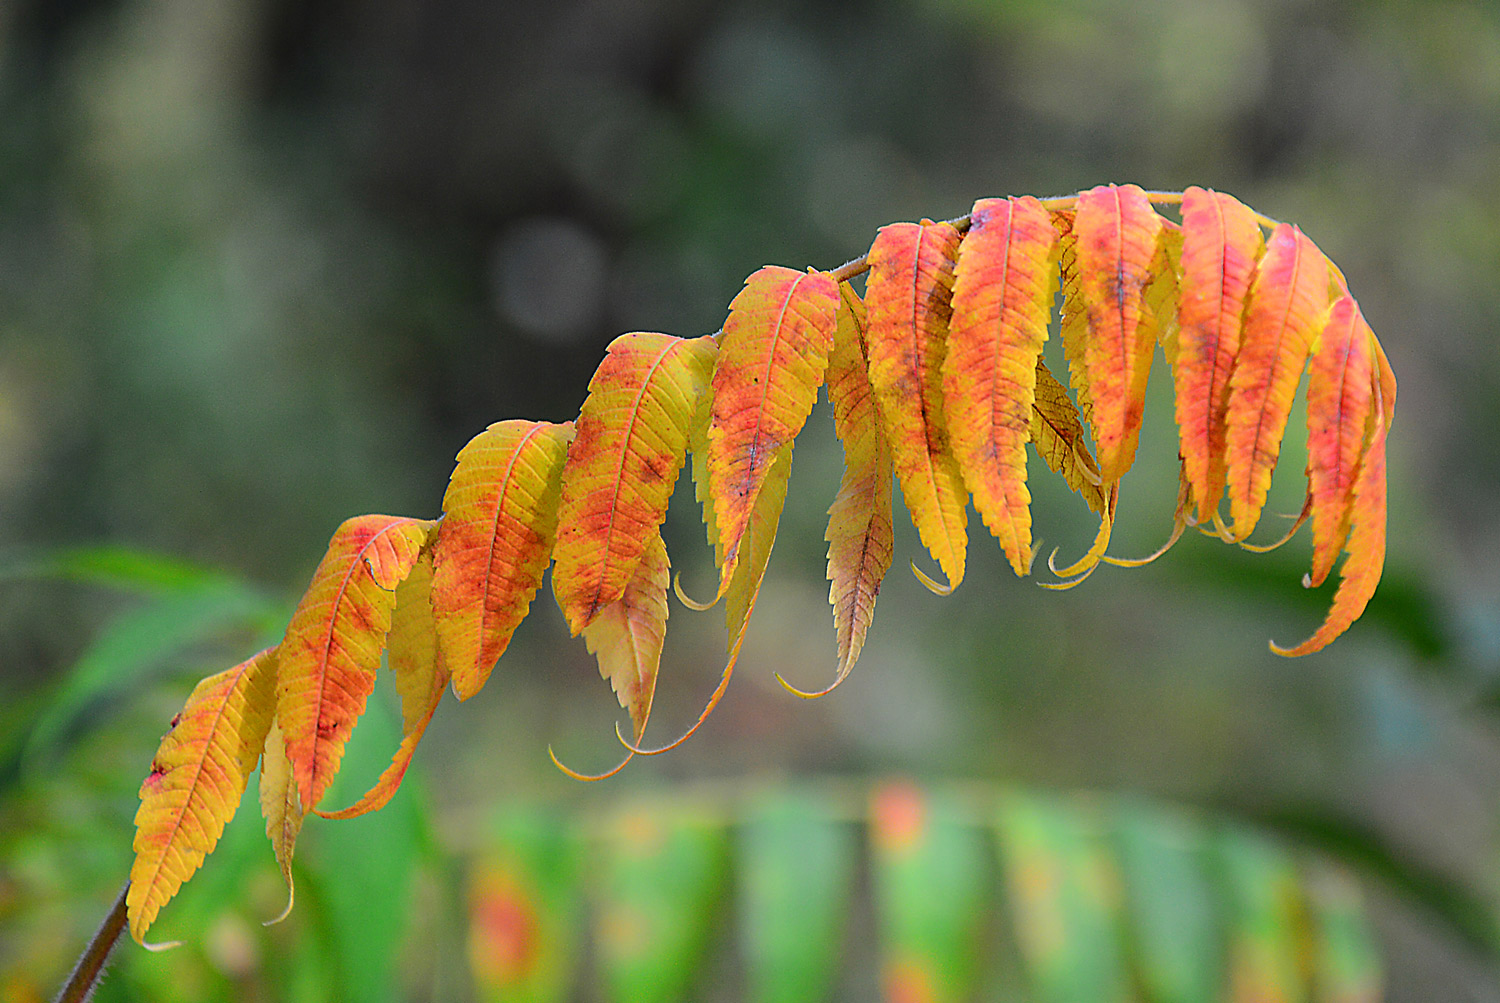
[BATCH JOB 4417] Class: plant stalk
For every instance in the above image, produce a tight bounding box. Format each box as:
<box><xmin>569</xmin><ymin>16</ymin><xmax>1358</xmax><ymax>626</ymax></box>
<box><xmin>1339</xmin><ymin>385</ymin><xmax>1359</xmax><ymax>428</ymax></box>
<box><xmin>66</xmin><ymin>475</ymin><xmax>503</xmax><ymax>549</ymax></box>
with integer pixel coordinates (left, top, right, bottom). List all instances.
<box><xmin>56</xmin><ymin>881</ymin><xmax>129</xmax><ymax>1003</ymax></box>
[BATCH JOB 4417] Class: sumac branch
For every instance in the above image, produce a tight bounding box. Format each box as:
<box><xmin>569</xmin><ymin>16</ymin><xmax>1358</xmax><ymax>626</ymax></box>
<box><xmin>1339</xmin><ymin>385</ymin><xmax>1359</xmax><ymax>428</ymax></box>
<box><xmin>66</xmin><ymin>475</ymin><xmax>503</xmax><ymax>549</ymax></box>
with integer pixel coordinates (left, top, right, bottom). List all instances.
<box><xmin>125</xmin><ymin>184</ymin><xmax>1395</xmax><ymax>943</ymax></box>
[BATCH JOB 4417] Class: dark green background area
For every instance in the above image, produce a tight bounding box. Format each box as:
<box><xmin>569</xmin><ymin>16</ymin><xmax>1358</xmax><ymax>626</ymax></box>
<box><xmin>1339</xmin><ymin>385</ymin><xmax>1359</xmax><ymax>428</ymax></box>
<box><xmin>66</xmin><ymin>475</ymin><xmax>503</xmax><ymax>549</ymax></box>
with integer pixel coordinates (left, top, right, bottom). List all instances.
<box><xmin>1</xmin><ymin>0</ymin><xmax>1497</xmax><ymax>999</ymax></box>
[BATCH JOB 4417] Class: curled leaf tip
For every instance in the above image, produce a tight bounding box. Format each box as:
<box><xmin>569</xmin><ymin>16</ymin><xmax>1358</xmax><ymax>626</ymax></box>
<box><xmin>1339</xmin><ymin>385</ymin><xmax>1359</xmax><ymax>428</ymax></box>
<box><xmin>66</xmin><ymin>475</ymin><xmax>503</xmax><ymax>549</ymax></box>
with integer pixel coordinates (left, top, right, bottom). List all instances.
<box><xmin>910</xmin><ymin>560</ymin><xmax>955</xmax><ymax>596</ymax></box>
<box><xmin>774</xmin><ymin>665</ymin><xmax>852</xmax><ymax>700</ymax></box>
<box><xmin>263</xmin><ymin>885</ymin><xmax>295</xmax><ymax>927</ymax></box>
<box><xmin>1103</xmin><ymin>517</ymin><xmax>1188</xmax><ymax>568</ymax></box>
<box><xmin>547</xmin><ymin>743</ymin><xmax>634</xmax><ymax>782</ymax></box>
<box><xmin>1238</xmin><ymin>497</ymin><xmax>1312</xmax><ymax>553</ymax></box>
<box><xmin>672</xmin><ymin>571</ymin><xmax>717</xmax><ymax>611</ymax></box>
<box><xmin>1038</xmin><ymin>559</ymin><xmax>1099</xmax><ymax>591</ymax></box>
<box><xmin>1046</xmin><ymin>508</ymin><xmax>1114</xmax><ymax>578</ymax></box>
<box><xmin>141</xmin><ymin>938</ymin><xmax>184</xmax><ymax>953</ymax></box>
<box><xmin>617</xmin><ymin>659</ymin><xmax>736</xmax><ymax>756</ymax></box>
<box><xmin>1210</xmin><ymin>511</ymin><xmax>1234</xmax><ymax>543</ymax></box>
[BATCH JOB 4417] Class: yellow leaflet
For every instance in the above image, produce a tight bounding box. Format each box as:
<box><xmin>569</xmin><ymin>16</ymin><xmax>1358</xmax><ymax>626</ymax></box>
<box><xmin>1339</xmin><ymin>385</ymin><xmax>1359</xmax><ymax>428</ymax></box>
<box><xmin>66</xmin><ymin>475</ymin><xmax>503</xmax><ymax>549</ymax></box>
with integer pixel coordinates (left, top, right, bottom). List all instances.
<box><xmin>432</xmin><ymin>420</ymin><xmax>572</xmax><ymax>700</ymax></box>
<box><xmin>128</xmin><ymin>647</ymin><xmax>278</xmax><ymax>944</ymax></box>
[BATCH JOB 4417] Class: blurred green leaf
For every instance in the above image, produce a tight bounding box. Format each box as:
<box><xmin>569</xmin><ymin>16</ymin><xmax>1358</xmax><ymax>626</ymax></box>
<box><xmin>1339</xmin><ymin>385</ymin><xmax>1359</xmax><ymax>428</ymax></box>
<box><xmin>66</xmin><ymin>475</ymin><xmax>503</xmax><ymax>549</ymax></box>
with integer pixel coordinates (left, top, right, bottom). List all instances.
<box><xmin>1112</xmin><ymin>799</ymin><xmax>1222</xmax><ymax>1003</ymax></box>
<box><xmin>19</xmin><ymin>582</ymin><xmax>283</xmax><ymax>766</ymax></box>
<box><xmin>870</xmin><ymin>781</ymin><xmax>991</xmax><ymax>1003</ymax></box>
<box><xmin>594</xmin><ymin>801</ymin><xmax>729</xmax><ymax>1003</ymax></box>
<box><xmin>0</xmin><ymin>544</ymin><xmax>242</xmax><ymax>594</ymax></box>
<box><xmin>1214</xmin><ymin>825</ymin><xmax>1308</xmax><ymax>1003</ymax></box>
<box><xmin>737</xmin><ymin>791</ymin><xmax>856</xmax><ymax>1003</ymax></box>
<box><xmin>305</xmin><ymin>694</ymin><xmax>426</xmax><ymax>1003</ymax></box>
<box><xmin>996</xmin><ymin>791</ymin><xmax>1130</xmax><ymax>1003</ymax></box>
<box><xmin>1305</xmin><ymin>866</ymin><xmax>1381</xmax><ymax>1003</ymax></box>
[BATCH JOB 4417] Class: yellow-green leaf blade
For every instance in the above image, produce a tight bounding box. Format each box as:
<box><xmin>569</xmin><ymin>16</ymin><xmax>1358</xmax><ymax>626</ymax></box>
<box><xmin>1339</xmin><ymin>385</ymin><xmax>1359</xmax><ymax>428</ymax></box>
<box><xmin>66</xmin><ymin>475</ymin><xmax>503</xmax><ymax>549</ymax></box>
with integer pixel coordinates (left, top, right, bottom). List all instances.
<box><xmin>433</xmin><ymin>420</ymin><xmax>573</xmax><ymax>700</ymax></box>
<box><xmin>258</xmin><ymin>717</ymin><xmax>303</xmax><ymax>924</ymax></box>
<box><xmin>1030</xmin><ymin>359</ymin><xmax>1107</xmax><ymax>515</ymax></box>
<box><xmin>581</xmin><ymin>528</ymin><xmax>671</xmax><ymax>744</ymax></box>
<box><xmin>128</xmin><ymin>646</ymin><xmax>278</xmax><ymax>943</ymax></box>
<box><xmin>822</xmin><ymin>283</ymin><xmax>894</xmax><ymax>686</ymax></box>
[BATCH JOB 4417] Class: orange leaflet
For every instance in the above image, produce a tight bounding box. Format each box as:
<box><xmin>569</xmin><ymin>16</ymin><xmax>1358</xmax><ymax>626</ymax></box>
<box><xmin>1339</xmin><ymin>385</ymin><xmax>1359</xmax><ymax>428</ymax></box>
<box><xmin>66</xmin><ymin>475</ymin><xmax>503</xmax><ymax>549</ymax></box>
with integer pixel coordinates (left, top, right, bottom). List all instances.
<box><xmin>813</xmin><ymin>283</ymin><xmax>895</xmax><ymax>694</ymax></box>
<box><xmin>944</xmin><ymin>196</ymin><xmax>1059</xmax><ymax>576</ymax></box>
<box><xmin>1304</xmin><ymin>296</ymin><xmax>1375</xmax><ymax>589</ymax></box>
<box><xmin>129</xmin><ymin>646</ymin><xmax>277</xmax><ymax>944</ymax></box>
<box><xmin>552</xmin><ymin>332</ymin><xmax>717</xmax><ymax>635</ymax></box>
<box><xmin>1225</xmin><ymin>224</ymin><xmax>1331</xmax><ymax>540</ymax></box>
<box><xmin>1173</xmin><ymin>188</ymin><xmax>1265</xmax><ymax>523</ymax></box>
<box><xmin>864</xmin><ymin>220</ymin><xmax>968</xmax><ymax>593</ymax></box>
<box><xmin>707</xmin><ymin>266</ymin><xmax>838</xmax><ymax>599</ymax></box>
<box><xmin>1273</xmin><ymin>387</ymin><xmax>1387</xmax><ymax>656</ymax></box>
<box><xmin>1065</xmin><ymin>184</ymin><xmax>1165</xmax><ymax>484</ymax></box>
<box><xmin>258</xmin><ymin>719</ymin><xmax>302</xmax><ymax>924</ymax></box>
<box><xmin>432</xmin><ymin>420</ymin><xmax>573</xmax><ymax>699</ymax></box>
<box><xmin>275</xmin><ymin>514</ymin><xmax>433</xmax><ymax>811</ymax></box>
<box><xmin>1029</xmin><ymin>359</ymin><xmax>1107</xmax><ymax>516</ymax></box>
<box><xmin>318</xmin><ymin>546</ymin><xmax>448</xmax><ymax>819</ymax></box>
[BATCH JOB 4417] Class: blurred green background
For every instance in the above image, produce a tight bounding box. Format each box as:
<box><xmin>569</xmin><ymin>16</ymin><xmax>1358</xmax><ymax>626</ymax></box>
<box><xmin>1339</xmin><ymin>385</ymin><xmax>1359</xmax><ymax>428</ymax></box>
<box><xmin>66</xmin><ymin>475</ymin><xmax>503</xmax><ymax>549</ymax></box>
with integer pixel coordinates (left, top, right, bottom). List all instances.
<box><xmin>2</xmin><ymin>0</ymin><xmax>1498</xmax><ymax>998</ymax></box>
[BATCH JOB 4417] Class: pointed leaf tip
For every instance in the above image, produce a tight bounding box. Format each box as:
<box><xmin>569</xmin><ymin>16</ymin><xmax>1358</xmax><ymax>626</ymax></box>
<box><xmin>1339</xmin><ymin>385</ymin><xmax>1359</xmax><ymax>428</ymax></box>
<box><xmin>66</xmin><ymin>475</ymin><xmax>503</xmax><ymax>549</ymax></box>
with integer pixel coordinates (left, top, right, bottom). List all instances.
<box><xmin>1272</xmin><ymin>402</ymin><xmax>1387</xmax><ymax>656</ymax></box>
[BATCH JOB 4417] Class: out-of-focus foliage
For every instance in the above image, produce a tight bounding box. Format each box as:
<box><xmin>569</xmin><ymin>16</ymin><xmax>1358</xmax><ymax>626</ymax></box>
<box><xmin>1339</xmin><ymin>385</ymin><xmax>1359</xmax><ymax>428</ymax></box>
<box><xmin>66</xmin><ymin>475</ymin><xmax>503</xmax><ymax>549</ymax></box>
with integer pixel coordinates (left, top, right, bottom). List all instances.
<box><xmin>470</xmin><ymin>781</ymin><xmax>1382</xmax><ymax>1003</ymax></box>
<box><xmin>2</xmin><ymin>0</ymin><xmax>1498</xmax><ymax>998</ymax></box>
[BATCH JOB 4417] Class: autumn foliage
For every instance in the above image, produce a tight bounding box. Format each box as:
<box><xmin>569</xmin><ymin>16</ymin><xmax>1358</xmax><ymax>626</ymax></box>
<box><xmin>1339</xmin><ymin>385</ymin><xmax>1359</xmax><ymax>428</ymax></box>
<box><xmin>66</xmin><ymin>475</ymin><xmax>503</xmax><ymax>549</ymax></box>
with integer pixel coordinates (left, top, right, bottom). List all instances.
<box><xmin>126</xmin><ymin>185</ymin><xmax>1395</xmax><ymax>943</ymax></box>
